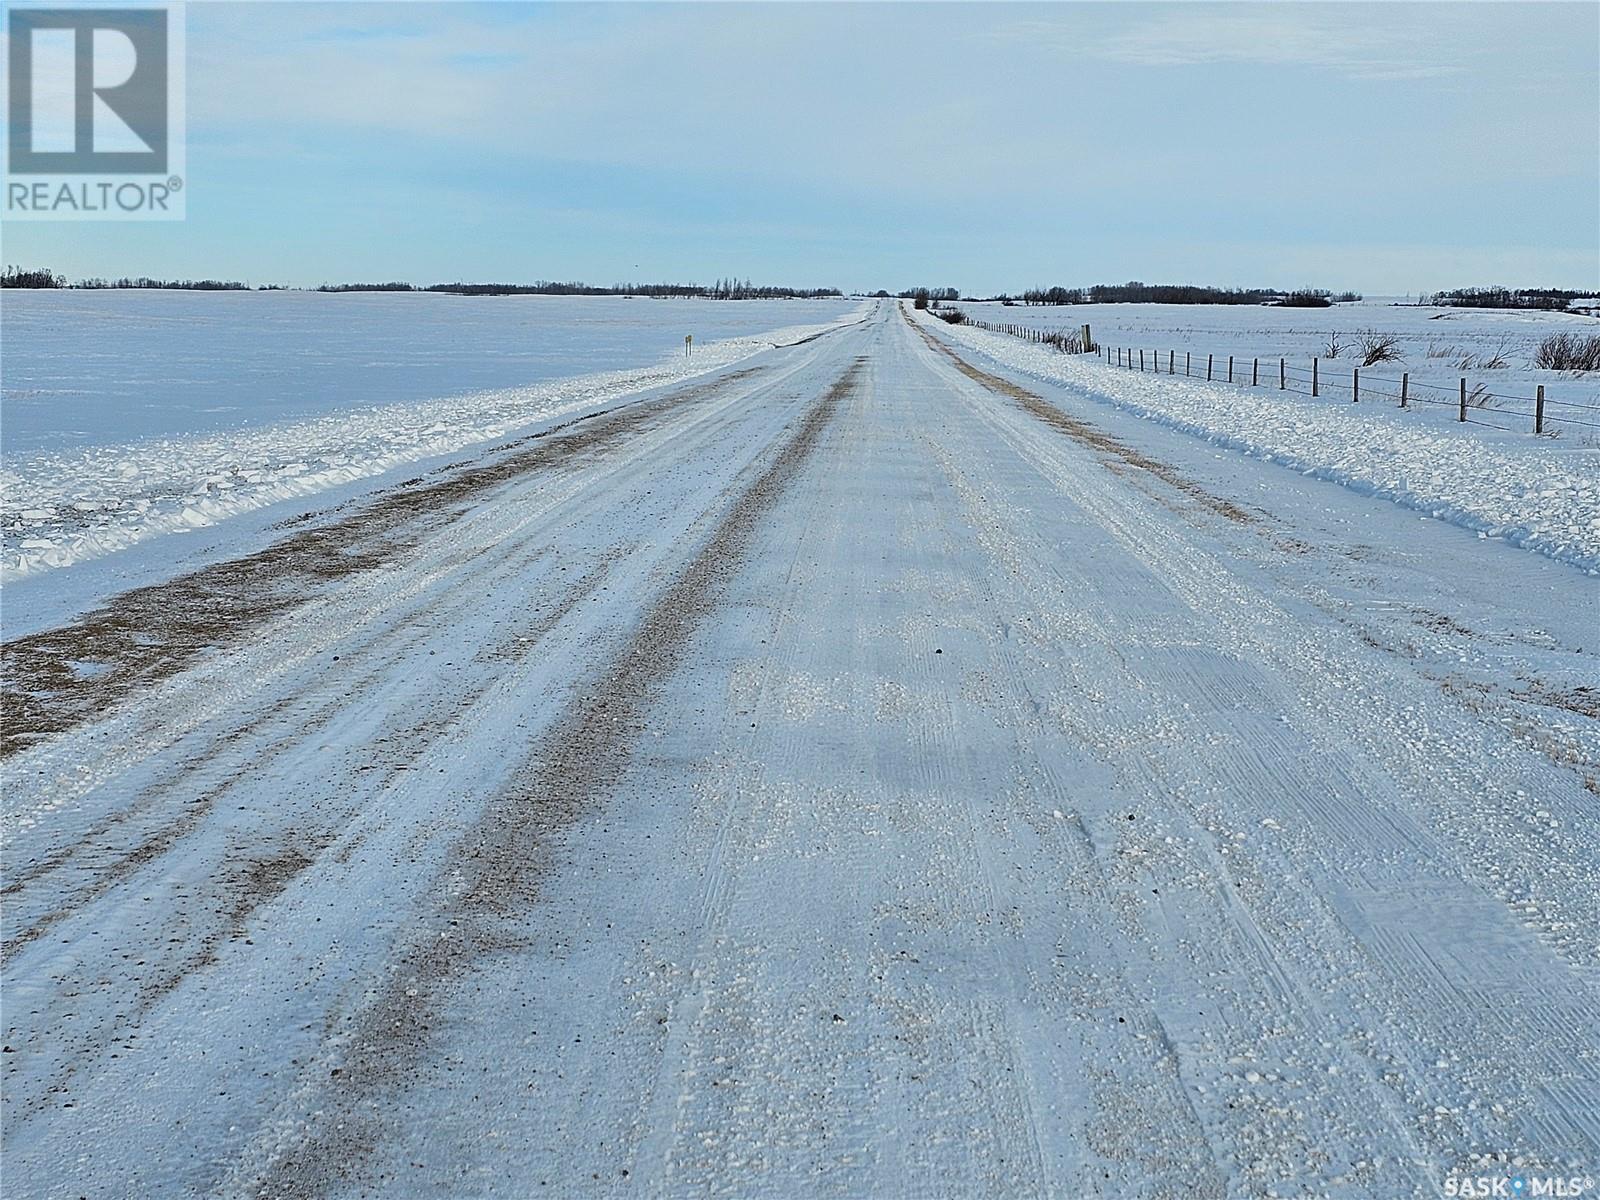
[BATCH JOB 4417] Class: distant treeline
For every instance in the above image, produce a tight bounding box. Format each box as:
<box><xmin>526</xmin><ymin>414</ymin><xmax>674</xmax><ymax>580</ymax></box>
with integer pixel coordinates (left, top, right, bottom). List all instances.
<box><xmin>1428</xmin><ymin>287</ymin><xmax>1590</xmax><ymax>312</ymax></box>
<box><xmin>900</xmin><ymin>287</ymin><xmax>960</xmax><ymax>309</ymax></box>
<box><xmin>78</xmin><ymin>276</ymin><xmax>253</xmax><ymax>290</ymax></box>
<box><xmin>2</xmin><ymin>265</ymin><xmax>258</xmax><ymax>290</ymax></box>
<box><xmin>3</xmin><ymin>266</ymin><xmax>68</xmax><ymax>288</ymax></box>
<box><xmin>1006</xmin><ymin>283</ymin><xmax>1362</xmax><ymax>307</ymax></box>
<box><xmin>376</xmin><ymin>278</ymin><xmax>844</xmax><ymax>299</ymax></box>
<box><xmin>1</xmin><ymin>265</ymin><xmax>841</xmax><ymax>299</ymax></box>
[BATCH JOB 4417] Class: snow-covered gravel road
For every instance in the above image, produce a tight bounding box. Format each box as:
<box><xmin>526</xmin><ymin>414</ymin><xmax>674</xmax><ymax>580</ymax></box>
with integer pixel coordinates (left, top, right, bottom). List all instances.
<box><xmin>4</xmin><ymin>300</ymin><xmax>1596</xmax><ymax>1198</ymax></box>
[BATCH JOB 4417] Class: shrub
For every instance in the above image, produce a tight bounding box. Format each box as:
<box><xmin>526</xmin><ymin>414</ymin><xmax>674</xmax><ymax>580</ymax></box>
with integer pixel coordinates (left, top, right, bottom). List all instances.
<box><xmin>1356</xmin><ymin>330</ymin><xmax>1401</xmax><ymax>365</ymax></box>
<box><xmin>937</xmin><ymin>308</ymin><xmax>968</xmax><ymax>325</ymax></box>
<box><xmin>1534</xmin><ymin>332</ymin><xmax>1600</xmax><ymax>371</ymax></box>
<box><xmin>1322</xmin><ymin>332</ymin><xmax>1346</xmax><ymax>358</ymax></box>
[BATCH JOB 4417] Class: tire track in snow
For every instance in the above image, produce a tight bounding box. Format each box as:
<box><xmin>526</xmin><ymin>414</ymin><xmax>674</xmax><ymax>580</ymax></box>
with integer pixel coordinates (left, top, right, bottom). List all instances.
<box><xmin>2</xmin><ymin>352</ymin><xmax>839</xmax><ymax>1151</ymax></box>
<box><xmin>623</xmin><ymin>356</ymin><xmax>880</xmax><ymax>1193</ymax></box>
<box><xmin>916</xmin><ymin>376</ymin><xmax>1443</xmax><ymax>1187</ymax></box>
<box><xmin>0</xmin><ymin>548</ymin><xmax>630</xmax><ymax>1133</ymax></box>
<box><xmin>915</xmin><ymin>318</ymin><xmax>1599</xmax><ymax>1186</ymax></box>
<box><xmin>911</xmin><ymin>429</ymin><xmax>1229</xmax><ymax>1192</ymax></box>
<box><xmin>234</xmin><ymin>362</ymin><xmax>863</xmax><ymax>1199</ymax></box>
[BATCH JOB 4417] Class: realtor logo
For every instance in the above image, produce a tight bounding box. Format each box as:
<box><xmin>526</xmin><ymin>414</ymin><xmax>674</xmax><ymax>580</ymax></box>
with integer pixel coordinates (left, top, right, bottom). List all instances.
<box><xmin>5</xmin><ymin>2</ymin><xmax>186</xmax><ymax>219</ymax></box>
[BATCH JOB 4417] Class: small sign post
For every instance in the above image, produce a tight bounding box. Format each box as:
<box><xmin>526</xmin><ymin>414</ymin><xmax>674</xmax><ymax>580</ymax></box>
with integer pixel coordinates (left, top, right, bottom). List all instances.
<box><xmin>685</xmin><ymin>334</ymin><xmax>692</xmax><ymax>360</ymax></box>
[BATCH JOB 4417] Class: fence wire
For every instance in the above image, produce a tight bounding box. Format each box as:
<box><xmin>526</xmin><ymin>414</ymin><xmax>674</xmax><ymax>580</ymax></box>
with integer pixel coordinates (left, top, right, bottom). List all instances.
<box><xmin>1073</xmin><ymin>336</ymin><xmax>1600</xmax><ymax>436</ymax></box>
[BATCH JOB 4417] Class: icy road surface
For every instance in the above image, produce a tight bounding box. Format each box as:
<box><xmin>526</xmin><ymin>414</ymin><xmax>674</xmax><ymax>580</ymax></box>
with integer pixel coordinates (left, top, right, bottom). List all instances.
<box><xmin>3</xmin><ymin>300</ymin><xmax>1597</xmax><ymax>1198</ymax></box>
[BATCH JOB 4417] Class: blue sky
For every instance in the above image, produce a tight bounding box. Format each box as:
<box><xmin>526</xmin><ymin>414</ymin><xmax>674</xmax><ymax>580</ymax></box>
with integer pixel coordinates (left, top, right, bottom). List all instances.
<box><xmin>8</xmin><ymin>1</ymin><xmax>1598</xmax><ymax>294</ymax></box>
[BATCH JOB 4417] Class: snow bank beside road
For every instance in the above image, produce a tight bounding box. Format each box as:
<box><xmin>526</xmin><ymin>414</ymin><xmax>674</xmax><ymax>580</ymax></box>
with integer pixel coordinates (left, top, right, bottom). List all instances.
<box><xmin>919</xmin><ymin>311</ymin><xmax>1600</xmax><ymax>573</ymax></box>
<box><xmin>2</xmin><ymin>308</ymin><xmax>864</xmax><ymax>582</ymax></box>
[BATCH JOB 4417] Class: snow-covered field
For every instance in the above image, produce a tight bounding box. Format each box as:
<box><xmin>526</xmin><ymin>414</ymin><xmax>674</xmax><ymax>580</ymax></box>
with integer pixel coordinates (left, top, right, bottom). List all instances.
<box><xmin>1</xmin><ymin>292</ymin><xmax>865</xmax><ymax>579</ymax></box>
<box><xmin>916</xmin><ymin>306</ymin><xmax>1600</xmax><ymax>573</ymax></box>
<box><xmin>951</xmin><ymin>299</ymin><xmax>1600</xmax><ymax>439</ymax></box>
<box><xmin>3</xmin><ymin>301</ymin><xmax>1597</xmax><ymax>1198</ymax></box>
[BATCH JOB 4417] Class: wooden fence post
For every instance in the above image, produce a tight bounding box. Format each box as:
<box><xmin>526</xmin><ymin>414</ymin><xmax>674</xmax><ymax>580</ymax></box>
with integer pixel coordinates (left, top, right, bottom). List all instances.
<box><xmin>1536</xmin><ymin>384</ymin><xmax>1545</xmax><ymax>434</ymax></box>
<box><xmin>1207</xmin><ymin>354</ymin><xmax>1213</xmax><ymax>381</ymax></box>
<box><xmin>1400</xmin><ymin>373</ymin><xmax>1408</xmax><ymax>408</ymax></box>
<box><xmin>1280</xmin><ymin>358</ymin><xmax>1286</xmax><ymax>389</ymax></box>
<box><xmin>1140</xmin><ymin>349</ymin><xmax>1145</xmax><ymax>371</ymax></box>
<box><xmin>1252</xmin><ymin>358</ymin><xmax>1259</xmax><ymax>387</ymax></box>
<box><xmin>1227</xmin><ymin>355</ymin><xmax>1234</xmax><ymax>383</ymax></box>
<box><xmin>1083</xmin><ymin>324</ymin><xmax>1092</xmax><ymax>353</ymax></box>
<box><xmin>1312</xmin><ymin>358</ymin><xmax>1319</xmax><ymax>397</ymax></box>
<box><xmin>1186</xmin><ymin>352</ymin><xmax>1191</xmax><ymax>377</ymax></box>
<box><xmin>1353</xmin><ymin>367</ymin><xmax>1359</xmax><ymax>404</ymax></box>
<box><xmin>1169</xmin><ymin>350</ymin><xmax>1174</xmax><ymax>375</ymax></box>
<box><xmin>1458</xmin><ymin>378</ymin><xmax>1467</xmax><ymax>422</ymax></box>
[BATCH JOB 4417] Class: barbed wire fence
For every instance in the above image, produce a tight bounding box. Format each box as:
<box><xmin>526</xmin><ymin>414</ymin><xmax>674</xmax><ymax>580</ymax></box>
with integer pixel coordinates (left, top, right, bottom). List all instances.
<box><xmin>944</xmin><ymin>312</ymin><xmax>1600</xmax><ymax>436</ymax></box>
<box><xmin>1099</xmin><ymin>344</ymin><xmax>1600</xmax><ymax>435</ymax></box>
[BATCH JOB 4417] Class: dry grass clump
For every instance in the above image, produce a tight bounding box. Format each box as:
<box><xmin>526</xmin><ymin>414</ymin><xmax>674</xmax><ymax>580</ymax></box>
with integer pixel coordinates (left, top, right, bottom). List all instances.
<box><xmin>1534</xmin><ymin>332</ymin><xmax>1600</xmax><ymax>371</ymax></box>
